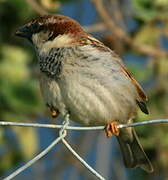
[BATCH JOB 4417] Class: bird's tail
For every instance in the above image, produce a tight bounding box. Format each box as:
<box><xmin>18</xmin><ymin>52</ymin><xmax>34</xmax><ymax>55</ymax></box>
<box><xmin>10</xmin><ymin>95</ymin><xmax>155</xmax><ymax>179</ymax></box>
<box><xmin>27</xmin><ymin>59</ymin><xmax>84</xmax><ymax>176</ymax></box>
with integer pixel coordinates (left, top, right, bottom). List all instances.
<box><xmin>117</xmin><ymin>128</ymin><xmax>153</xmax><ymax>172</ymax></box>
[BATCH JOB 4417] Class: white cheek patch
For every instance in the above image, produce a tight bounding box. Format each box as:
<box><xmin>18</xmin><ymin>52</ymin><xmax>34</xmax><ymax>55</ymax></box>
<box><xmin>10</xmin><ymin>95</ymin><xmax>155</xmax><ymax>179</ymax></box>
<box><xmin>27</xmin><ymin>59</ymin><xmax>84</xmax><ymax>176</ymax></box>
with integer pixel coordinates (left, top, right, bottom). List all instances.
<box><xmin>32</xmin><ymin>33</ymin><xmax>44</xmax><ymax>50</ymax></box>
<box><xmin>32</xmin><ymin>32</ymin><xmax>73</xmax><ymax>54</ymax></box>
<box><xmin>32</xmin><ymin>34</ymin><xmax>39</xmax><ymax>45</ymax></box>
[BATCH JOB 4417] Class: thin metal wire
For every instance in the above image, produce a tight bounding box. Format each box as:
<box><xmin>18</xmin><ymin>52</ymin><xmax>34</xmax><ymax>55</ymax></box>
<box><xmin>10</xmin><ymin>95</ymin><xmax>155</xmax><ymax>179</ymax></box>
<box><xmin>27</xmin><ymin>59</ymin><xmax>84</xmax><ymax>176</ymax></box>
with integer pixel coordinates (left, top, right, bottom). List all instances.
<box><xmin>3</xmin><ymin>115</ymin><xmax>70</xmax><ymax>180</ymax></box>
<box><xmin>0</xmin><ymin>121</ymin><xmax>104</xmax><ymax>130</ymax></box>
<box><xmin>62</xmin><ymin>138</ymin><xmax>105</xmax><ymax>180</ymax></box>
<box><xmin>1</xmin><ymin>119</ymin><xmax>168</xmax><ymax>130</ymax></box>
<box><xmin>3</xmin><ymin>114</ymin><xmax>105</xmax><ymax>180</ymax></box>
<box><xmin>117</xmin><ymin>119</ymin><xmax>168</xmax><ymax>129</ymax></box>
<box><xmin>59</xmin><ymin>114</ymin><xmax>105</xmax><ymax>180</ymax></box>
<box><xmin>4</xmin><ymin>135</ymin><xmax>65</xmax><ymax>180</ymax></box>
<box><xmin>2</xmin><ymin>118</ymin><xmax>168</xmax><ymax>180</ymax></box>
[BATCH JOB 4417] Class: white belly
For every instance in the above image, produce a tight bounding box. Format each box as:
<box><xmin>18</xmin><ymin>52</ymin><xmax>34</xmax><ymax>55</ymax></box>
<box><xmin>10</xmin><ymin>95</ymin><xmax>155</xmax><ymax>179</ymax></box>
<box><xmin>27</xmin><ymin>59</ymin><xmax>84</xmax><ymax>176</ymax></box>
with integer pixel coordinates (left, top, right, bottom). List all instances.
<box><xmin>39</xmin><ymin>71</ymin><xmax>137</xmax><ymax>126</ymax></box>
<box><xmin>58</xmin><ymin>72</ymin><xmax>137</xmax><ymax>126</ymax></box>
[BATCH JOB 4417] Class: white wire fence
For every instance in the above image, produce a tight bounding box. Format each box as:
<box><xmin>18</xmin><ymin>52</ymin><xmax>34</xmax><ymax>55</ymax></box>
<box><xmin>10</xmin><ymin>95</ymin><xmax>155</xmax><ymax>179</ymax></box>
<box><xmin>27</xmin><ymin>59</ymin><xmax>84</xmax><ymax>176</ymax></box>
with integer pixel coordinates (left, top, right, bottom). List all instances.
<box><xmin>2</xmin><ymin>117</ymin><xmax>168</xmax><ymax>180</ymax></box>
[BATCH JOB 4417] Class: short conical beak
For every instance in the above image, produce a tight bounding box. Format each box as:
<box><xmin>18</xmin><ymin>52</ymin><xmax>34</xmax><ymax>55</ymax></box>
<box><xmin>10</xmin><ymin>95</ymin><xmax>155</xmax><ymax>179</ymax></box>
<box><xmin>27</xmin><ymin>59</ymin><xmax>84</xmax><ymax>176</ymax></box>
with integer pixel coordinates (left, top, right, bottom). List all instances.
<box><xmin>15</xmin><ymin>25</ymin><xmax>31</xmax><ymax>39</ymax></box>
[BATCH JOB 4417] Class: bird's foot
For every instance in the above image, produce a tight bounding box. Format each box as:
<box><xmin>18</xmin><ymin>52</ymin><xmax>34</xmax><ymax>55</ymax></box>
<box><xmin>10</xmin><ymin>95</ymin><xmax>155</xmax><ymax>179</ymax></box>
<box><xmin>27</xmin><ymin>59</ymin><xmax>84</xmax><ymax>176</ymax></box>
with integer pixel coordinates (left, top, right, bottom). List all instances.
<box><xmin>105</xmin><ymin>121</ymin><xmax>120</xmax><ymax>138</ymax></box>
<box><xmin>51</xmin><ymin>109</ymin><xmax>59</xmax><ymax>118</ymax></box>
<box><xmin>46</xmin><ymin>104</ymin><xmax>59</xmax><ymax>118</ymax></box>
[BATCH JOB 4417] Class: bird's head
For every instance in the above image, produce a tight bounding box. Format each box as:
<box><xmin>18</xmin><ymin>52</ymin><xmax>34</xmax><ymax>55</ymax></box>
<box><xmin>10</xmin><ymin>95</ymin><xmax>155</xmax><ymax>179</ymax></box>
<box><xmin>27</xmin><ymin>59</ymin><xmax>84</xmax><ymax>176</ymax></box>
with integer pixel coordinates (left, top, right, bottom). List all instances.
<box><xmin>15</xmin><ymin>14</ymin><xmax>87</xmax><ymax>51</ymax></box>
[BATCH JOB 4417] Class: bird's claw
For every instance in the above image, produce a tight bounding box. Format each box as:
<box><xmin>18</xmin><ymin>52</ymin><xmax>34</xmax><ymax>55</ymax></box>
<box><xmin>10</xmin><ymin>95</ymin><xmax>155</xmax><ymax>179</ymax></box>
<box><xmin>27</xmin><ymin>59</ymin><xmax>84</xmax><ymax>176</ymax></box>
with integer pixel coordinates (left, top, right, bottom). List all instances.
<box><xmin>46</xmin><ymin>104</ymin><xmax>59</xmax><ymax>118</ymax></box>
<box><xmin>51</xmin><ymin>109</ymin><xmax>59</xmax><ymax>118</ymax></box>
<box><xmin>105</xmin><ymin>121</ymin><xmax>120</xmax><ymax>138</ymax></box>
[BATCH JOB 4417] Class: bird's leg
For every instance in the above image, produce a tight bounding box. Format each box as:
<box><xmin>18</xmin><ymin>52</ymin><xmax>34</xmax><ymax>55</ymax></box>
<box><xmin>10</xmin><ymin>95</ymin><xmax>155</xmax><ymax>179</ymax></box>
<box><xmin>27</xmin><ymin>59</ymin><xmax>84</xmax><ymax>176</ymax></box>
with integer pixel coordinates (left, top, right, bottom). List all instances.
<box><xmin>105</xmin><ymin>121</ymin><xmax>120</xmax><ymax>138</ymax></box>
<box><xmin>46</xmin><ymin>104</ymin><xmax>59</xmax><ymax>118</ymax></box>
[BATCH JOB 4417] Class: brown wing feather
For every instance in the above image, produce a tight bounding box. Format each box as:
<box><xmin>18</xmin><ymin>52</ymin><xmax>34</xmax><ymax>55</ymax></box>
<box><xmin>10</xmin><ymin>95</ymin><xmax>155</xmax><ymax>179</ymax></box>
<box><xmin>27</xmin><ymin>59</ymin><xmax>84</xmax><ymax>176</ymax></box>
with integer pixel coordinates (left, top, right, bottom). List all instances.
<box><xmin>117</xmin><ymin>61</ymin><xmax>149</xmax><ymax>114</ymax></box>
<box><xmin>118</xmin><ymin>61</ymin><xmax>147</xmax><ymax>101</ymax></box>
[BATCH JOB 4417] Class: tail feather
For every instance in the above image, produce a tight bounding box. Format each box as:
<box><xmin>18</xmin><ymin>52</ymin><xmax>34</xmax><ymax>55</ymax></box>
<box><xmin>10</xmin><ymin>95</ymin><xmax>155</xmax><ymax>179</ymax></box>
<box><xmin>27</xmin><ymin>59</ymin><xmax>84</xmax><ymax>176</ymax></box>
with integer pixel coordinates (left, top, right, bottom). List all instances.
<box><xmin>117</xmin><ymin>128</ymin><xmax>153</xmax><ymax>173</ymax></box>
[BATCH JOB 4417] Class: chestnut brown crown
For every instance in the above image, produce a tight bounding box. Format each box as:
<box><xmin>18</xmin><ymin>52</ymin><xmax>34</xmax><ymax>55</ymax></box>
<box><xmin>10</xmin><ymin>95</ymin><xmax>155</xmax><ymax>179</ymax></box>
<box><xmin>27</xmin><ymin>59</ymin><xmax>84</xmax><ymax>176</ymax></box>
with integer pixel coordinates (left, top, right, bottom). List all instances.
<box><xmin>15</xmin><ymin>14</ymin><xmax>86</xmax><ymax>41</ymax></box>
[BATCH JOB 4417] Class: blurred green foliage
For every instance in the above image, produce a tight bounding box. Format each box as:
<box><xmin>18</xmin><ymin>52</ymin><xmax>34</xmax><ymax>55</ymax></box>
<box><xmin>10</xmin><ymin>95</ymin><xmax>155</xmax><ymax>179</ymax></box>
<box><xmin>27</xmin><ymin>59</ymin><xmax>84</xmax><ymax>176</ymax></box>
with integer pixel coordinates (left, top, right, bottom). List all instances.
<box><xmin>0</xmin><ymin>0</ymin><xmax>43</xmax><ymax>175</ymax></box>
<box><xmin>133</xmin><ymin>0</ymin><xmax>168</xmax><ymax>21</ymax></box>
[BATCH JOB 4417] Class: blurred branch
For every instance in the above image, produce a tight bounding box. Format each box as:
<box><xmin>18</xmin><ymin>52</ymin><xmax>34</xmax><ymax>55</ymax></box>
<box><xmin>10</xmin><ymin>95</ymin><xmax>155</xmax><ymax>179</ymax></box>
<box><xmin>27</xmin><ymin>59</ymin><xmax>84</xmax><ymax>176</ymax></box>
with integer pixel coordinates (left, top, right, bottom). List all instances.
<box><xmin>91</xmin><ymin>0</ymin><xmax>129</xmax><ymax>42</ymax></box>
<box><xmin>84</xmin><ymin>23</ymin><xmax>106</xmax><ymax>33</ymax></box>
<box><xmin>40</xmin><ymin>0</ymin><xmax>60</xmax><ymax>11</ymax></box>
<box><xmin>25</xmin><ymin>0</ymin><xmax>48</xmax><ymax>15</ymax></box>
<box><xmin>109</xmin><ymin>0</ymin><xmax>125</xmax><ymax>28</ymax></box>
<box><xmin>91</xmin><ymin>0</ymin><xmax>168</xmax><ymax>57</ymax></box>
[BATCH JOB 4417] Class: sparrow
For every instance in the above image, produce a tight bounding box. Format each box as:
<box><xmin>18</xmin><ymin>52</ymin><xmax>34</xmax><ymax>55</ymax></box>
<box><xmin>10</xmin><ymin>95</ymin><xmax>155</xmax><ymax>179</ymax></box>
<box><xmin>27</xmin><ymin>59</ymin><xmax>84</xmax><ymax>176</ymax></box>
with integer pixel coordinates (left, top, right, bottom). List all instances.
<box><xmin>15</xmin><ymin>14</ymin><xmax>153</xmax><ymax>172</ymax></box>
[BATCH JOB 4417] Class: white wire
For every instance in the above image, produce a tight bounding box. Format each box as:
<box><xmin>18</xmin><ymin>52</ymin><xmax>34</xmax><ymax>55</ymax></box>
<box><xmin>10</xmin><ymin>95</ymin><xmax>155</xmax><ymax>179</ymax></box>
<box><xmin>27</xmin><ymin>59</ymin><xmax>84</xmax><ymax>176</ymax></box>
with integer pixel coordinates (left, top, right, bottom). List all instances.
<box><xmin>60</xmin><ymin>114</ymin><xmax>105</xmax><ymax>180</ymax></box>
<box><xmin>0</xmin><ymin>121</ymin><xmax>104</xmax><ymax>130</ymax></box>
<box><xmin>2</xmin><ymin>118</ymin><xmax>168</xmax><ymax>180</ymax></box>
<box><xmin>1</xmin><ymin>119</ymin><xmax>168</xmax><ymax>130</ymax></box>
<box><xmin>3</xmin><ymin>134</ymin><xmax>65</xmax><ymax>180</ymax></box>
<box><xmin>62</xmin><ymin>138</ymin><xmax>105</xmax><ymax>180</ymax></box>
<box><xmin>3</xmin><ymin>115</ymin><xmax>70</xmax><ymax>180</ymax></box>
<box><xmin>117</xmin><ymin>119</ymin><xmax>168</xmax><ymax>128</ymax></box>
